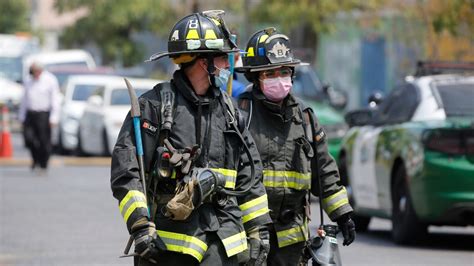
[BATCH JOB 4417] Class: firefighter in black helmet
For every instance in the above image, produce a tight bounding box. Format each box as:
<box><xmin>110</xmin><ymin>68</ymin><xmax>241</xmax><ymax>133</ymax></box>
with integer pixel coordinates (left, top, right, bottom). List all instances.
<box><xmin>111</xmin><ymin>11</ymin><xmax>272</xmax><ymax>265</ymax></box>
<box><xmin>236</xmin><ymin>28</ymin><xmax>355</xmax><ymax>266</ymax></box>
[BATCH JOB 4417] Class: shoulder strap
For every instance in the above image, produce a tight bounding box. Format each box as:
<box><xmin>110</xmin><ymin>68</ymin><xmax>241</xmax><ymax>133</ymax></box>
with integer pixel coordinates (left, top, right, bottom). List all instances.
<box><xmin>294</xmin><ymin>97</ymin><xmax>313</xmax><ymax>141</ymax></box>
<box><xmin>237</xmin><ymin>91</ymin><xmax>253</xmax><ymax>130</ymax></box>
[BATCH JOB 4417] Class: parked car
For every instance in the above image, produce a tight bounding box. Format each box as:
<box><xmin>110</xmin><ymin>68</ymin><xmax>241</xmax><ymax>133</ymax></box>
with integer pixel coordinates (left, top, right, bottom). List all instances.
<box><xmin>48</xmin><ymin>65</ymin><xmax>115</xmax><ymax>91</ymax></box>
<box><xmin>56</xmin><ymin>75</ymin><xmax>123</xmax><ymax>154</ymax></box>
<box><xmin>78</xmin><ymin>78</ymin><xmax>161</xmax><ymax>156</ymax></box>
<box><xmin>23</xmin><ymin>49</ymin><xmax>96</xmax><ymax>82</ymax></box>
<box><xmin>339</xmin><ymin>65</ymin><xmax>474</xmax><ymax>244</ymax></box>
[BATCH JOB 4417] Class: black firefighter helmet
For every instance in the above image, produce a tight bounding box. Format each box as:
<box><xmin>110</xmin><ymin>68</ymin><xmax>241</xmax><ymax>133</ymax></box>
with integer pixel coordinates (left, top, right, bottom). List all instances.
<box><xmin>235</xmin><ymin>27</ymin><xmax>301</xmax><ymax>73</ymax></box>
<box><xmin>147</xmin><ymin>10</ymin><xmax>238</xmax><ymax>64</ymax></box>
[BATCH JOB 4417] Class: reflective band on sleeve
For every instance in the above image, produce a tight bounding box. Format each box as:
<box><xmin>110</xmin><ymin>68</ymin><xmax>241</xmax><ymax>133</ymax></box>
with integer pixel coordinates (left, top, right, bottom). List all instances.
<box><xmin>119</xmin><ymin>190</ymin><xmax>147</xmax><ymax>223</ymax></box>
<box><xmin>221</xmin><ymin>231</ymin><xmax>248</xmax><ymax>257</ymax></box>
<box><xmin>263</xmin><ymin>170</ymin><xmax>311</xmax><ymax>190</ymax></box>
<box><xmin>322</xmin><ymin>187</ymin><xmax>349</xmax><ymax>215</ymax></box>
<box><xmin>210</xmin><ymin>168</ymin><xmax>237</xmax><ymax>189</ymax></box>
<box><xmin>276</xmin><ymin>222</ymin><xmax>308</xmax><ymax>248</ymax></box>
<box><xmin>239</xmin><ymin>194</ymin><xmax>270</xmax><ymax>223</ymax></box>
<box><xmin>157</xmin><ymin>230</ymin><xmax>208</xmax><ymax>262</ymax></box>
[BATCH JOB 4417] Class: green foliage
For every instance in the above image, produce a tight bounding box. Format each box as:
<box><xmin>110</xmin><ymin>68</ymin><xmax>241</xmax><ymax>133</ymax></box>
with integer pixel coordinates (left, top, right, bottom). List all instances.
<box><xmin>430</xmin><ymin>0</ymin><xmax>473</xmax><ymax>36</ymax></box>
<box><xmin>250</xmin><ymin>0</ymin><xmax>384</xmax><ymax>34</ymax></box>
<box><xmin>56</xmin><ymin>0</ymin><xmax>175</xmax><ymax>66</ymax></box>
<box><xmin>0</xmin><ymin>0</ymin><xmax>30</xmax><ymax>33</ymax></box>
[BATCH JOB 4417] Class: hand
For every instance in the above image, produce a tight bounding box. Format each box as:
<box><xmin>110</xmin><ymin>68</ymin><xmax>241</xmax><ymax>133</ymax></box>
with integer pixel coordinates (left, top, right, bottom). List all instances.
<box><xmin>336</xmin><ymin>214</ymin><xmax>356</xmax><ymax>246</ymax></box>
<box><xmin>246</xmin><ymin>227</ymin><xmax>270</xmax><ymax>266</ymax></box>
<box><xmin>131</xmin><ymin>219</ymin><xmax>166</xmax><ymax>262</ymax></box>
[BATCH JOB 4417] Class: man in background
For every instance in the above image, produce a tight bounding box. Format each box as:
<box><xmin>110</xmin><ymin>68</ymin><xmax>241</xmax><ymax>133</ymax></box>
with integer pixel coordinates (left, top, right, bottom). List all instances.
<box><xmin>19</xmin><ymin>62</ymin><xmax>61</xmax><ymax>171</ymax></box>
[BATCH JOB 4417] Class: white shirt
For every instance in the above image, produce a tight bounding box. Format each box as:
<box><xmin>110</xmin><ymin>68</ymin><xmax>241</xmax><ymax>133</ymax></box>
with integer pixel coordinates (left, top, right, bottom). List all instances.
<box><xmin>19</xmin><ymin>71</ymin><xmax>61</xmax><ymax>124</ymax></box>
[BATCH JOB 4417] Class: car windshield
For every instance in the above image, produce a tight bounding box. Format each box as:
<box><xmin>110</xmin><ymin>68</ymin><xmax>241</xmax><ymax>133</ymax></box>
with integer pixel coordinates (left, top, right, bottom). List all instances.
<box><xmin>45</xmin><ymin>62</ymin><xmax>89</xmax><ymax>69</ymax></box>
<box><xmin>110</xmin><ymin>88</ymin><xmax>148</xmax><ymax>105</ymax></box>
<box><xmin>72</xmin><ymin>84</ymin><xmax>103</xmax><ymax>101</ymax></box>
<box><xmin>436</xmin><ymin>82</ymin><xmax>474</xmax><ymax>117</ymax></box>
<box><xmin>0</xmin><ymin>56</ymin><xmax>22</xmax><ymax>82</ymax></box>
<box><xmin>291</xmin><ymin>66</ymin><xmax>325</xmax><ymax>101</ymax></box>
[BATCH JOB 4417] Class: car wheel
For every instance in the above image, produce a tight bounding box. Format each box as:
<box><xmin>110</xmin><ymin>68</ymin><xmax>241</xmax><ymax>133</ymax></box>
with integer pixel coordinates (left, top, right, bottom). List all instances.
<box><xmin>76</xmin><ymin>128</ymin><xmax>86</xmax><ymax>157</ymax></box>
<box><xmin>339</xmin><ymin>154</ymin><xmax>371</xmax><ymax>232</ymax></box>
<box><xmin>102</xmin><ymin>129</ymin><xmax>111</xmax><ymax>156</ymax></box>
<box><xmin>391</xmin><ymin>165</ymin><xmax>427</xmax><ymax>244</ymax></box>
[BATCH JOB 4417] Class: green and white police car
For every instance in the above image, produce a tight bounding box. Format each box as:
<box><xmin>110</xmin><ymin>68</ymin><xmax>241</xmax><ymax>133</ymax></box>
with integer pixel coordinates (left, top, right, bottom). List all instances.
<box><xmin>339</xmin><ymin>66</ymin><xmax>474</xmax><ymax>244</ymax></box>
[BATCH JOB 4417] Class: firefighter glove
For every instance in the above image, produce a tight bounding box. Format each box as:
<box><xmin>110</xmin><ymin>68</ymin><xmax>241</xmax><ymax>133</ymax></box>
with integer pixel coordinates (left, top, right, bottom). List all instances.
<box><xmin>131</xmin><ymin>218</ymin><xmax>166</xmax><ymax>262</ymax></box>
<box><xmin>336</xmin><ymin>213</ymin><xmax>356</xmax><ymax>246</ymax></box>
<box><xmin>246</xmin><ymin>226</ymin><xmax>270</xmax><ymax>266</ymax></box>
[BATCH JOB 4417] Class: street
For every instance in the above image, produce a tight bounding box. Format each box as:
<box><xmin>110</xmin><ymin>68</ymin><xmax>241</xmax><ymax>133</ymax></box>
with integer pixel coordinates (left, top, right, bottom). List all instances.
<box><xmin>1</xmin><ymin>133</ymin><xmax>473</xmax><ymax>265</ymax></box>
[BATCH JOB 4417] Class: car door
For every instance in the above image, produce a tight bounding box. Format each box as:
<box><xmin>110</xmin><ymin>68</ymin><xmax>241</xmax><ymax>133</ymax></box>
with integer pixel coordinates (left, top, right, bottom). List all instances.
<box><xmin>82</xmin><ymin>86</ymin><xmax>105</xmax><ymax>154</ymax></box>
<box><xmin>350</xmin><ymin>85</ymin><xmax>417</xmax><ymax>212</ymax></box>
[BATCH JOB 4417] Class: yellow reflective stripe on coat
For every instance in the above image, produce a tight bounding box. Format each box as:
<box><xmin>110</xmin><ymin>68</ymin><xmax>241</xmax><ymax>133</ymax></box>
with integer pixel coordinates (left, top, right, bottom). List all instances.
<box><xmin>210</xmin><ymin>168</ymin><xmax>237</xmax><ymax>189</ymax></box>
<box><xmin>157</xmin><ymin>230</ymin><xmax>208</xmax><ymax>262</ymax></box>
<box><xmin>322</xmin><ymin>187</ymin><xmax>349</xmax><ymax>215</ymax></box>
<box><xmin>263</xmin><ymin>170</ymin><xmax>311</xmax><ymax>190</ymax></box>
<box><xmin>119</xmin><ymin>190</ymin><xmax>147</xmax><ymax>223</ymax></box>
<box><xmin>222</xmin><ymin>231</ymin><xmax>248</xmax><ymax>257</ymax></box>
<box><xmin>239</xmin><ymin>194</ymin><xmax>270</xmax><ymax>224</ymax></box>
<box><xmin>276</xmin><ymin>223</ymin><xmax>309</xmax><ymax>248</ymax></box>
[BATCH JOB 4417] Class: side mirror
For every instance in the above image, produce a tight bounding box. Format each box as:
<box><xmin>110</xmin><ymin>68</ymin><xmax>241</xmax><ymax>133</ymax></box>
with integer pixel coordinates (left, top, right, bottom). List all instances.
<box><xmin>323</xmin><ymin>84</ymin><xmax>348</xmax><ymax>110</ymax></box>
<box><xmin>345</xmin><ymin>109</ymin><xmax>373</xmax><ymax>127</ymax></box>
<box><xmin>367</xmin><ymin>91</ymin><xmax>384</xmax><ymax>108</ymax></box>
<box><xmin>87</xmin><ymin>95</ymin><xmax>103</xmax><ymax>106</ymax></box>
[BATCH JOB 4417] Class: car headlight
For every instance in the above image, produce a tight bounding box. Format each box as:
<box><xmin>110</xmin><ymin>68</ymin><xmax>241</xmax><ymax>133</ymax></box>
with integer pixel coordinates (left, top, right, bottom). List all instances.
<box><xmin>323</xmin><ymin>123</ymin><xmax>348</xmax><ymax>140</ymax></box>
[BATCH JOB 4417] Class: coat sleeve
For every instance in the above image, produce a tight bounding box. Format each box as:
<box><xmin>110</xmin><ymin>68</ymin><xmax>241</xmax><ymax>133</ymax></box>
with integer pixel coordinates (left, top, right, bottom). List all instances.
<box><xmin>235</xmin><ymin>125</ymin><xmax>273</xmax><ymax>231</ymax></box>
<box><xmin>110</xmin><ymin>97</ymin><xmax>159</xmax><ymax>233</ymax></box>
<box><xmin>308</xmin><ymin>111</ymin><xmax>353</xmax><ymax>221</ymax></box>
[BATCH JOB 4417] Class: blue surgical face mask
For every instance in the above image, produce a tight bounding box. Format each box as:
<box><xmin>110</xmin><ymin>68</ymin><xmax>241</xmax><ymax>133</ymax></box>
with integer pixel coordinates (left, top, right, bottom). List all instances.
<box><xmin>214</xmin><ymin>67</ymin><xmax>231</xmax><ymax>89</ymax></box>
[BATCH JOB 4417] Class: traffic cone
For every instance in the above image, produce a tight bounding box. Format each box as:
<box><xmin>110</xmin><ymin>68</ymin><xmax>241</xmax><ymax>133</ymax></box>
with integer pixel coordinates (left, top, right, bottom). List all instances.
<box><xmin>0</xmin><ymin>105</ymin><xmax>13</xmax><ymax>157</ymax></box>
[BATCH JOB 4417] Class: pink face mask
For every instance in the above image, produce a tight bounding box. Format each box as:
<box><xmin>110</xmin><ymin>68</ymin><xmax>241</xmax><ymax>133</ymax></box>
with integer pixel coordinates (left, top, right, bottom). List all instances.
<box><xmin>261</xmin><ymin>76</ymin><xmax>292</xmax><ymax>102</ymax></box>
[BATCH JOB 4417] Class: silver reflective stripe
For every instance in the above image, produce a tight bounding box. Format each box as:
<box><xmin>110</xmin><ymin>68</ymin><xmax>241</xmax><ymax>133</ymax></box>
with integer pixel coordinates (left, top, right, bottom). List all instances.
<box><xmin>263</xmin><ymin>170</ymin><xmax>311</xmax><ymax>190</ymax></box>
<box><xmin>222</xmin><ymin>231</ymin><xmax>247</xmax><ymax>257</ymax></box>
<box><xmin>210</xmin><ymin>168</ymin><xmax>237</xmax><ymax>189</ymax></box>
<box><xmin>239</xmin><ymin>194</ymin><xmax>269</xmax><ymax>224</ymax></box>
<box><xmin>322</xmin><ymin>187</ymin><xmax>349</xmax><ymax>215</ymax></box>
<box><xmin>276</xmin><ymin>223</ymin><xmax>308</xmax><ymax>248</ymax></box>
<box><xmin>157</xmin><ymin>230</ymin><xmax>208</xmax><ymax>262</ymax></box>
<box><xmin>119</xmin><ymin>190</ymin><xmax>147</xmax><ymax>223</ymax></box>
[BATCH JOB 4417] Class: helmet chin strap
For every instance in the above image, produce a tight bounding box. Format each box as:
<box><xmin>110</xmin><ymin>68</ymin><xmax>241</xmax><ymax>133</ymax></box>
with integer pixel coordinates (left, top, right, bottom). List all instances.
<box><xmin>206</xmin><ymin>55</ymin><xmax>217</xmax><ymax>87</ymax></box>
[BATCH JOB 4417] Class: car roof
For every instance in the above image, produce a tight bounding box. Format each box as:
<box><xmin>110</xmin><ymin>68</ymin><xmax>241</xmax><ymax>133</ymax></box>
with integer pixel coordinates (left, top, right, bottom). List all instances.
<box><xmin>25</xmin><ymin>49</ymin><xmax>96</xmax><ymax>68</ymax></box>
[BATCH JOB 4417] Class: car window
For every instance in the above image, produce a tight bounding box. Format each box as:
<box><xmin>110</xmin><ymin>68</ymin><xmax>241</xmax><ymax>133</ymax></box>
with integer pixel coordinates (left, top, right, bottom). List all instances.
<box><xmin>435</xmin><ymin>83</ymin><xmax>474</xmax><ymax>117</ymax></box>
<box><xmin>91</xmin><ymin>86</ymin><xmax>105</xmax><ymax>98</ymax></box>
<box><xmin>373</xmin><ymin>84</ymin><xmax>419</xmax><ymax>124</ymax></box>
<box><xmin>0</xmin><ymin>56</ymin><xmax>22</xmax><ymax>82</ymax></box>
<box><xmin>292</xmin><ymin>67</ymin><xmax>325</xmax><ymax>101</ymax></box>
<box><xmin>109</xmin><ymin>88</ymin><xmax>148</xmax><ymax>105</ymax></box>
<box><xmin>72</xmin><ymin>84</ymin><xmax>103</xmax><ymax>101</ymax></box>
<box><xmin>45</xmin><ymin>62</ymin><xmax>89</xmax><ymax>69</ymax></box>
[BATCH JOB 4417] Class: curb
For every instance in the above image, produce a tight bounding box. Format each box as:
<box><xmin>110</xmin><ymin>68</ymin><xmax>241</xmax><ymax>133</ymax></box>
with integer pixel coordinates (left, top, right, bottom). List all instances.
<box><xmin>0</xmin><ymin>157</ymin><xmax>111</xmax><ymax>167</ymax></box>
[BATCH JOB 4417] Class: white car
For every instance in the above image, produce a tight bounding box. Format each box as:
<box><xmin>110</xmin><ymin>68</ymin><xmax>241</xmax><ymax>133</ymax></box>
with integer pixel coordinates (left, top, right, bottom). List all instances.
<box><xmin>57</xmin><ymin>75</ymin><xmax>122</xmax><ymax>153</ymax></box>
<box><xmin>78</xmin><ymin>78</ymin><xmax>161</xmax><ymax>156</ymax></box>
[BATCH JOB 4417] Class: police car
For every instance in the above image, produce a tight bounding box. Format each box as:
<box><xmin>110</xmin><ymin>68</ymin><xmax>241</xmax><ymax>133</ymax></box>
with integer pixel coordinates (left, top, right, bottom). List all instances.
<box><xmin>338</xmin><ymin>62</ymin><xmax>474</xmax><ymax>244</ymax></box>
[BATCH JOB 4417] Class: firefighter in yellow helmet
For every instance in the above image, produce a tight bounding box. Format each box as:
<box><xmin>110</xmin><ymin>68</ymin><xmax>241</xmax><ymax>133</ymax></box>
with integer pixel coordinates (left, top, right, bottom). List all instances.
<box><xmin>236</xmin><ymin>28</ymin><xmax>355</xmax><ymax>266</ymax></box>
<box><xmin>111</xmin><ymin>11</ymin><xmax>272</xmax><ymax>265</ymax></box>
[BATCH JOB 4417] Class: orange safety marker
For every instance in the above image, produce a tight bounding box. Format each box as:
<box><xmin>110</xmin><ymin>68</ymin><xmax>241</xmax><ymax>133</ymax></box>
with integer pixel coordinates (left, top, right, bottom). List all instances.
<box><xmin>0</xmin><ymin>105</ymin><xmax>13</xmax><ymax>157</ymax></box>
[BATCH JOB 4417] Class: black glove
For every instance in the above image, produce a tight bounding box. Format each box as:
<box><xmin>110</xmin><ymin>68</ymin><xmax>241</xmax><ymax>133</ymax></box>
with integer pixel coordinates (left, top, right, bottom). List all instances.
<box><xmin>246</xmin><ymin>227</ymin><xmax>270</xmax><ymax>266</ymax></box>
<box><xmin>131</xmin><ymin>218</ymin><xmax>167</xmax><ymax>262</ymax></box>
<box><xmin>336</xmin><ymin>214</ymin><xmax>356</xmax><ymax>246</ymax></box>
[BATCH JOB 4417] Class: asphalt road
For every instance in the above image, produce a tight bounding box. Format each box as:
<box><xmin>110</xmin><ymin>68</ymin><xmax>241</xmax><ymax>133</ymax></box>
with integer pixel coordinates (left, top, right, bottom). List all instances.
<box><xmin>1</xmin><ymin>133</ymin><xmax>473</xmax><ymax>265</ymax></box>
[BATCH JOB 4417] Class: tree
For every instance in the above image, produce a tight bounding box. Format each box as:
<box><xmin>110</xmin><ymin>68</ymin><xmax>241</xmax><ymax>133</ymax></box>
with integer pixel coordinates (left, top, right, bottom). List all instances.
<box><xmin>55</xmin><ymin>0</ymin><xmax>175</xmax><ymax>66</ymax></box>
<box><xmin>0</xmin><ymin>0</ymin><xmax>30</xmax><ymax>34</ymax></box>
<box><xmin>249</xmin><ymin>0</ymin><xmax>385</xmax><ymax>63</ymax></box>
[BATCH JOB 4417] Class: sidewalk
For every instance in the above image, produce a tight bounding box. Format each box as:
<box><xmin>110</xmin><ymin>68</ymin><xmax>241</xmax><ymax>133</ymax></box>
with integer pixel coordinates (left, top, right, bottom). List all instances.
<box><xmin>0</xmin><ymin>132</ymin><xmax>111</xmax><ymax>167</ymax></box>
